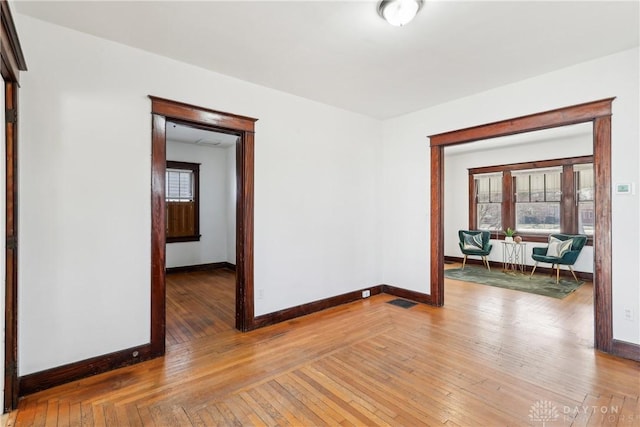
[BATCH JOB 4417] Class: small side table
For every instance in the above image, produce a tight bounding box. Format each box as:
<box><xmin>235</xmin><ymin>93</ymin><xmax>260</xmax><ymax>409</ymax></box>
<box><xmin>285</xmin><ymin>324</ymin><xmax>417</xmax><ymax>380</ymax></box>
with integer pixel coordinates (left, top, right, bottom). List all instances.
<box><xmin>501</xmin><ymin>241</ymin><xmax>527</xmax><ymax>273</ymax></box>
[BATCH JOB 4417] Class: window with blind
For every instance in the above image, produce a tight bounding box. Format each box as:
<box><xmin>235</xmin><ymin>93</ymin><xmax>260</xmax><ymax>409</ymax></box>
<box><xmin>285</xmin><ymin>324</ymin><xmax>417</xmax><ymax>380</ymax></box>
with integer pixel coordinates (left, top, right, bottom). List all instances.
<box><xmin>575</xmin><ymin>164</ymin><xmax>594</xmax><ymax>236</ymax></box>
<box><xmin>513</xmin><ymin>167</ymin><xmax>562</xmax><ymax>234</ymax></box>
<box><xmin>469</xmin><ymin>156</ymin><xmax>593</xmax><ymax>243</ymax></box>
<box><xmin>474</xmin><ymin>173</ymin><xmax>503</xmax><ymax>230</ymax></box>
<box><xmin>166</xmin><ymin>161</ymin><xmax>200</xmax><ymax>243</ymax></box>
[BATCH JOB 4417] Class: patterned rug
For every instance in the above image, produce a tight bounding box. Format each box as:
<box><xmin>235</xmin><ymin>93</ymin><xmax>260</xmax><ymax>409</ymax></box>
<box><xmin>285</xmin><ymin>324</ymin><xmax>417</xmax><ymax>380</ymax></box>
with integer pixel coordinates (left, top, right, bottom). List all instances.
<box><xmin>444</xmin><ymin>265</ymin><xmax>584</xmax><ymax>299</ymax></box>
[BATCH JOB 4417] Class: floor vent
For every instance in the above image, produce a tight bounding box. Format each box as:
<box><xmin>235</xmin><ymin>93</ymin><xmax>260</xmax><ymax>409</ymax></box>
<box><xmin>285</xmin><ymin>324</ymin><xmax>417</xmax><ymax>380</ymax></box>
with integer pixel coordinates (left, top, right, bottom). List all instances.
<box><xmin>386</xmin><ymin>298</ymin><xmax>418</xmax><ymax>309</ymax></box>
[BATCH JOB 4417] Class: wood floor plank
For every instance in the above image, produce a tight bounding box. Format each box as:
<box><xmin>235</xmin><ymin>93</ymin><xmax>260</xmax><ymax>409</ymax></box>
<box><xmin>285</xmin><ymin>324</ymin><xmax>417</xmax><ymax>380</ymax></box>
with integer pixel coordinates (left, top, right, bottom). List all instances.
<box><xmin>68</xmin><ymin>402</ymin><xmax>81</xmax><ymax>427</ymax></box>
<box><xmin>277</xmin><ymin>372</ymin><xmax>349</xmax><ymax>425</ymax></box>
<box><xmin>12</xmin><ymin>267</ymin><xmax>640</xmax><ymax>426</ymax></box>
<box><xmin>282</xmin><ymin>372</ymin><xmax>348</xmax><ymax>425</ymax></box>
<box><xmin>56</xmin><ymin>400</ymin><xmax>70</xmax><ymax>427</ymax></box>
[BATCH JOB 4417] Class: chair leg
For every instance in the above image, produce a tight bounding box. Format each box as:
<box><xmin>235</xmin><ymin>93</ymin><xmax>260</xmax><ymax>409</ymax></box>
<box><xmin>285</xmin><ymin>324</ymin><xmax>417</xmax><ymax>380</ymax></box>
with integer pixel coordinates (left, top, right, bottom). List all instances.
<box><xmin>483</xmin><ymin>256</ymin><xmax>490</xmax><ymax>271</ymax></box>
<box><xmin>462</xmin><ymin>255</ymin><xmax>467</xmax><ymax>269</ymax></box>
<box><xmin>530</xmin><ymin>262</ymin><xmax>538</xmax><ymax>278</ymax></box>
<box><xmin>568</xmin><ymin>266</ymin><xmax>579</xmax><ymax>282</ymax></box>
<box><xmin>556</xmin><ymin>264</ymin><xmax>560</xmax><ymax>284</ymax></box>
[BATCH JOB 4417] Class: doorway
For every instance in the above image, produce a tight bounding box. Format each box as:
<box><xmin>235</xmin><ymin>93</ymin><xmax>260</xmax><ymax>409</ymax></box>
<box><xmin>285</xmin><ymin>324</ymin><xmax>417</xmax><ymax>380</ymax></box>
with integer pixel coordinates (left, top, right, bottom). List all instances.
<box><xmin>149</xmin><ymin>96</ymin><xmax>258</xmax><ymax>358</ymax></box>
<box><xmin>429</xmin><ymin>98</ymin><xmax>619</xmax><ymax>356</ymax></box>
<box><xmin>165</xmin><ymin>123</ymin><xmax>239</xmax><ymax>343</ymax></box>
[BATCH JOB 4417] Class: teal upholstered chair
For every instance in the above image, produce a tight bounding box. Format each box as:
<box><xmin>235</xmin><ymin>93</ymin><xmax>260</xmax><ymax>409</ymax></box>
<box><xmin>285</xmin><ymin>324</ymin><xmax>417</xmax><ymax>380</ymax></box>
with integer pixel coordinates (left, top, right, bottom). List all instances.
<box><xmin>458</xmin><ymin>230</ymin><xmax>493</xmax><ymax>270</ymax></box>
<box><xmin>530</xmin><ymin>233</ymin><xmax>587</xmax><ymax>283</ymax></box>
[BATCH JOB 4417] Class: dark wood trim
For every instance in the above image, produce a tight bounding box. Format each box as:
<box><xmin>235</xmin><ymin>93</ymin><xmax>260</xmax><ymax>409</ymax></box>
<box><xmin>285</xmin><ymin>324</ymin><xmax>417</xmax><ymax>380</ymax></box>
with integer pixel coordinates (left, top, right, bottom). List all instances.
<box><xmin>467</xmin><ymin>155</ymin><xmax>594</xmax><ymax>175</ymax></box>
<box><xmin>251</xmin><ymin>284</ymin><xmax>436</xmax><ymax>330</ymax></box>
<box><xmin>502</xmin><ymin>170</ymin><xmax>513</xmax><ymax>231</ymax></box>
<box><xmin>561</xmin><ymin>164</ymin><xmax>575</xmax><ymax>235</ymax></box>
<box><xmin>166</xmin><ymin>262</ymin><xmax>235</xmax><ymax>274</ymax></box>
<box><xmin>252</xmin><ymin>286</ymin><xmax>385</xmax><ymax>329</ymax></box>
<box><xmin>166</xmin><ymin>160</ymin><xmax>200</xmax><ymax>243</ymax></box>
<box><xmin>430</xmin><ymin>98</ymin><xmax>615</xmax><ymax>146</ymax></box>
<box><xmin>166</xmin><ymin>160</ymin><xmax>200</xmax><ymax>169</ymax></box>
<box><xmin>430</xmin><ymin>146</ymin><xmax>444</xmax><ymax>306</ymax></box>
<box><xmin>235</xmin><ymin>131</ymin><xmax>255</xmax><ymax>332</ymax></box>
<box><xmin>611</xmin><ymin>340</ymin><xmax>640</xmax><ymax>362</ymax></box>
<box><xmin>468</xmin><ymin>173</ymin><xmax>475</xmax><ymax>228</ymax></box>
<box><xmin>166</xmin><ymin>235</ymin><xmax>201</xmax><ymax>243</ymax></box>
<box><xmin>382</xmin><ymin>285</ymin><xmax>433</xmax><ymax>305</ymax></box>
<box><xmin>430</xmin><ymin>99</ymin><xmax>616</xmax><ymax>357</ymax></box>
<box><xmin>19</xmin><ymin>344</ymin><xmax>153</xmax><ymax>397</ymax></box>
<box><xmin>150</xmin><ymin>97</ymin><xmax>257</xmax><ymax>346</ymax></box>
<box><xmin>593</xmin><ymin>116</ymin><xmax>612</xmax><ymax>353</ymax></box>
<box><xmin>150</xmin><ymin>114</ymin><xmax>167</xmax><ymax>357</ymax></box>
<box><xmin>3</xmin><ymin>79</ymin><xmax>18</xmax><ymax>411</ymax></box>
<box><xmin>1</xmin><ymin>0</ymin><xmax>25</xmax><ymax>410</ymax></box>
<box><xmin>149</xmin><ymin>96</ymin><xmax>257</xmax><ymax>132</ymax></box>
<box><xmin>0</xmin><ymin>1</ymin><xmax>27</xmax><ymax>82</ymax></box>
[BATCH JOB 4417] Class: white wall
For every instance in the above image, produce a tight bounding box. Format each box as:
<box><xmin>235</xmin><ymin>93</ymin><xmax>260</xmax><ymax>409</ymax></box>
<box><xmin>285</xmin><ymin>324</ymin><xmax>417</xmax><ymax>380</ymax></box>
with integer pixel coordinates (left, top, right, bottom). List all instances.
<box><xmin>380</xmin><ymin>47</ymin><xmax>640</xmax><ymax>345</ymax></box>
<box><xmin>444</xmin><ymin>126</ymin><xmax>594</xmax><ymax>273</ymax></box>
<box><xmin>165</xmin><ymin>140</ymin><xmax>233</xmax><ymax>268</ymax></box>
<box><xmin>226</xmin><ymin>146</ymin><xmax>236</xmax><ymax>265</ymax></box>
<box><xmin>16</xmin><ymin>15</ymin><xmax>380</xmax><ymax>375</ymax></box>
<box><xmin>12</xmin><ymin>12</ymin><xmax>639</xmax><ymax>379</ymax></box>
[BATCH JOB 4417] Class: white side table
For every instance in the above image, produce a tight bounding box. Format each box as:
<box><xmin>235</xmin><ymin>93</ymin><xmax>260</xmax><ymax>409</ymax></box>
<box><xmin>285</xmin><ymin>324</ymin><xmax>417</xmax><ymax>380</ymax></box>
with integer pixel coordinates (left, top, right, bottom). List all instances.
<box><xmin>501</xmin><ymin>241</ymin><xmax>527</xmax><ymax>273</ymax></box>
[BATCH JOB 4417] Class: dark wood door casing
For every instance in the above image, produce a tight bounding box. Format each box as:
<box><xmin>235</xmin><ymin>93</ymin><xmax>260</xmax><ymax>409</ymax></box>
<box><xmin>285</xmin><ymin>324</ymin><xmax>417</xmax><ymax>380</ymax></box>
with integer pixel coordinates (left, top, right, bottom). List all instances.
<box><xmin>149</xmin><ymin>96</ymin><xmax>258</xmax><ymax>356</ymax></box>
<box><xmin>429</xmin><ymin>98</ymin><xmax>616</xmax><ymax>356</ymax></box>
<box><xmin>1</xmin><ymin>0</ymin><xmax>27</xmax><ymax>411</ymax></box>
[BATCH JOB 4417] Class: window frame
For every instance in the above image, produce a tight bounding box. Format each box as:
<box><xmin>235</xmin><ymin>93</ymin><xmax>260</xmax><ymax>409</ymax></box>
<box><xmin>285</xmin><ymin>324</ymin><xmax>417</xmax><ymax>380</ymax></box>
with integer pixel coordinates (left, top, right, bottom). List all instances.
<box><xmin>468</xmin><ymin>155</ymin><xmax>593</xmax><ymax>244</ymax></box>
<box><xmin>166</xmin><ymin>160</ymin><xmax>201</xmax><ymax>243</ymax></box>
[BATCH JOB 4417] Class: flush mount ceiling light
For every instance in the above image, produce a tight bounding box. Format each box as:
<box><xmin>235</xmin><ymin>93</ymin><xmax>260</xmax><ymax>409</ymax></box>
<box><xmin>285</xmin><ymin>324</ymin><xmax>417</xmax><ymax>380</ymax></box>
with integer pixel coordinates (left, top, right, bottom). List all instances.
<box><xmin>378</xmin><ymin>0</ymin><xmax>423</xmax><ymax>26</ymax></box>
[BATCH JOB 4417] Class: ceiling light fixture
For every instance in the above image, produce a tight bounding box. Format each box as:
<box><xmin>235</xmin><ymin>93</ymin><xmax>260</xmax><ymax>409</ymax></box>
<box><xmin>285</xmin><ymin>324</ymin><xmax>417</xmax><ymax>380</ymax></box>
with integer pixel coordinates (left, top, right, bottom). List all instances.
<box><xmin>378</xmin><ymin>0</ymin><xmax>423</xmax><ymax>26</ymax></box>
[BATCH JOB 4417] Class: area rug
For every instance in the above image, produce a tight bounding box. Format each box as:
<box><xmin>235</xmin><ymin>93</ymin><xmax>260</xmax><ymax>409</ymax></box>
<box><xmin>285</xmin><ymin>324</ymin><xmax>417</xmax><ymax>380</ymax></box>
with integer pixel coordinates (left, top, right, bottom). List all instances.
<box><xmin>444</xmin><ymin>265</ymin><xmax>583</xmax><ymax>299</ymax></box>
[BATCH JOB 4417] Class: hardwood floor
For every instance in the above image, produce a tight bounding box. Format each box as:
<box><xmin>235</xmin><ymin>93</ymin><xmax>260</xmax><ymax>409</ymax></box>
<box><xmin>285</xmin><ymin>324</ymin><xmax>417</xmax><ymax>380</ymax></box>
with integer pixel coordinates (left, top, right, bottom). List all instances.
<box><xmin>165</xmin><ymin>269</ymin><xmax>236</xmax><ymax>346</ymax></box>
<box><xmin>9</xmin><ymin>267</ymin><xmax>640</xmax><ymax>426</ymax></box>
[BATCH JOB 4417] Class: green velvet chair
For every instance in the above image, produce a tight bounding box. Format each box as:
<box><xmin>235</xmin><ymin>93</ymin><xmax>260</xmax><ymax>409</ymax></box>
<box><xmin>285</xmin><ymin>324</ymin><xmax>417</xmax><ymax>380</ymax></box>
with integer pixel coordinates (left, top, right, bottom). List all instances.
<box><xmin>530</xmin><ymin>233</ymin><xmax>587</xmax><ymax>283</ymax></box>
<box><xmin>458</xmin><ymin>230</ymin><xmax>493</xmax><ymax>270</ymax></box>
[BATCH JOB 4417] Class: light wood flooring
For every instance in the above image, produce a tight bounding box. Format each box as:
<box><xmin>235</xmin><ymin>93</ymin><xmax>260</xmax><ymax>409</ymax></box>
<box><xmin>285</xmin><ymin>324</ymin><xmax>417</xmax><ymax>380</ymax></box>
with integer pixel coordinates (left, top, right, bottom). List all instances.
<box><xmin>8</xmin><ymin>266</ymin><xmax>640</xmax><ymax>426</ymax></box>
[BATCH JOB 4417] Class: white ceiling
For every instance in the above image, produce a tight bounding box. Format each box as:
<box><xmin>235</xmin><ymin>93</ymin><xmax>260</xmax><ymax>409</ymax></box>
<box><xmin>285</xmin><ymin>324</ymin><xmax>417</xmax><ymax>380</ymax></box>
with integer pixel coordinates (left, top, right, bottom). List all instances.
<box><xmin>14</xmin><ymin>1</ymin><xmax>640</xmax><ymax>119</ymax></box>
<box><xmin>166</xmin><ymin>121</ymin><xmax>238</xmax><ymax>147</ymax></box>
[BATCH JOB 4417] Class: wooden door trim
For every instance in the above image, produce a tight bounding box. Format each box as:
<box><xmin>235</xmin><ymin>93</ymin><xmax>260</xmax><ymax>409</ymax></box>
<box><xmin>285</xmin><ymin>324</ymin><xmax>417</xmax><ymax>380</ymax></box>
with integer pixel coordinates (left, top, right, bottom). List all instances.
<box><xmin>149</xmin><ymin>96</ymin><xmax>257</xmax><ymax>355</ymax></box>
<box><xmin>1</xmin><ymin>0</ymin><xmax>26</xmax><ymax>411</ymax></box>
<box><xmin>429</xmin><ymin>98</ymin><xmax>616</xmax><ymax>356</ymax></box>
<box><xmin>0</xmin><ymin>1</ymin><xmax>28</xmax><ymax>83</ymax></box>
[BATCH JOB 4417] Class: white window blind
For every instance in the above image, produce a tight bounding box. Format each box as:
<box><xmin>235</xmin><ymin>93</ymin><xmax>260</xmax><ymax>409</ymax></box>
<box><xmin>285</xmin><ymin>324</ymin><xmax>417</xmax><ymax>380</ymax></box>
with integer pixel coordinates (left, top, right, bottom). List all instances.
<box><xmin>576</xmin><ymin>164</ymin><xmax>594</xmax><ymax>201</ymax></box>
<box><xmin>166</xmin><ymin>169</ymin><xmax>194</xmax><ymax>201</ymax></box>
<box><xmin>514</xmin><ymin>167</ymin><xmax>562</xmax><ymax>202</ymax></box>
<box><xmin>474</xmin><ymin>172</ymin><xmax>503</xmax><ymax>203</ymax></box>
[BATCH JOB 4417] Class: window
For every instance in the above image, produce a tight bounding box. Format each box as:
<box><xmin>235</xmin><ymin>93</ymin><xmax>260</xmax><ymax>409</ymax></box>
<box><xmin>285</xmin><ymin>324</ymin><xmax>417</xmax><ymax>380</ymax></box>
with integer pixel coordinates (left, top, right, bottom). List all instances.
<box><xmin>513</xmin><ymin>167</ymin><xmax>562</xmax><ymax>234</ymax></box>
<box><xmin>469</xmin><ymin>156</ymin><xmax>593</xmax><ymax>243</ymax></box>
<box><xmin>576</xmin><ymin>164</ymin><xmax>594</xmax><ymax>236</ymax></box>
<box><xmin>474</xmin><ymin>173</ymin><xmax>502</xmax><ymax>230</ymax></box>
<box><xmin>166</xmin><ymin>161</ymin><xmax>200</xmax><ymax>243</ymax></box>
